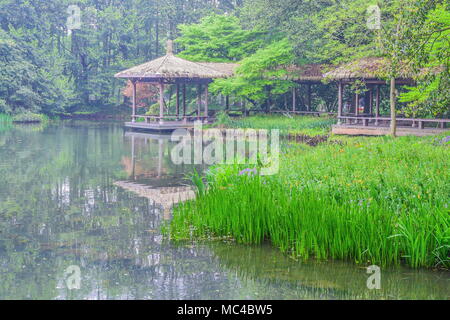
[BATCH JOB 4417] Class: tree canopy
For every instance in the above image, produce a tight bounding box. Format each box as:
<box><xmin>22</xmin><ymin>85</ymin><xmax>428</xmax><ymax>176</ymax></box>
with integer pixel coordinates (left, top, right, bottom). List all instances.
<box><xmin>0</xmin><ymin>0</ymin><xmax>448</xmax><ymax>117</ymax></box>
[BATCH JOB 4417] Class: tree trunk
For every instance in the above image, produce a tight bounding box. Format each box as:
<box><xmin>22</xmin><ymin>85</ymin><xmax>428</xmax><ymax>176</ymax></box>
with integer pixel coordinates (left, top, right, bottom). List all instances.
<box><xmin>390</xmin><ymin>77</ymin><xmax>397</xmax><ymax>137</ymax></box>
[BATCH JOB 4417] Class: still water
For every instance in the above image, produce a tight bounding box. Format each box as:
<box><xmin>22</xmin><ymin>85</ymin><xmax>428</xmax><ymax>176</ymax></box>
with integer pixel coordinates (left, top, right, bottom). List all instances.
<box><xmin>0</xmin><ymin>121</ymin><xmax>448</xmax><ymax>300</ymax></box>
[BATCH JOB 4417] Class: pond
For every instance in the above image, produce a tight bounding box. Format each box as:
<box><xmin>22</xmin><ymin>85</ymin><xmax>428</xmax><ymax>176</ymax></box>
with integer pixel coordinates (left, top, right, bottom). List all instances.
<box><xmin>0</xmin><ymin>121</ymin><xmax>448</xmax><ymax>300</ymax></box>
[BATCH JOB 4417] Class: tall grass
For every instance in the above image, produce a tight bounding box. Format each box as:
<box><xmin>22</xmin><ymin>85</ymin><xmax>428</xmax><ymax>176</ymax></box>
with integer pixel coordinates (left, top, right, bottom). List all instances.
<box><xmin>168</xmin><ymin>135</ymin><xmax>450</xmax><ymax>269</ymax></box>
<box><xmin>223</xmin><ymin>115</ymin><xmax>336</xmax><ymax>136</ymax></box>
<box><xmin>12</xmin><ymin>112</ymin><xmax>49</xmax><ymax>123</ymax></box>
<box><xmin>0</xmin><ymin>113</ymin><xmax>12</xmax><ymax>123</ymax></box>
<box><xmin>0</xmin><ymin>113</ymin><xmax>12</xmax><ymax>132</ymax></box>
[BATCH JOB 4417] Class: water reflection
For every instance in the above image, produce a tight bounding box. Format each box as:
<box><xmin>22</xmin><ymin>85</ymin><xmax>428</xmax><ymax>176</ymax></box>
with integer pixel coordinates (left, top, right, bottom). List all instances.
<box><xmin>0</xmin><ymin>121</ymin><xmax>448</xmax><ymax>300</ymax></box>
<box><xmin>117</xmin><ymin>132</ymin><xmax>197</xmax><ymax>220</ymax></box>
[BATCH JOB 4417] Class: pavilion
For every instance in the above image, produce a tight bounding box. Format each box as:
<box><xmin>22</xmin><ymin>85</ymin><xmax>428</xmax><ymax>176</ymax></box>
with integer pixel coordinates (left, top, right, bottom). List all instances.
<box><xmin>115</xmin><ymin>40</ymin><xmax>238</xmax><ymax>130</ymax></box>
<box><xmin>282</xmin><ymin>64</ymin><xmax>332</xmax><ymax>114</ymax></box>
<box><xmin>325</xmin><ymin>57</ymin><xmax>449</xmax><ymax>136</ymax></box>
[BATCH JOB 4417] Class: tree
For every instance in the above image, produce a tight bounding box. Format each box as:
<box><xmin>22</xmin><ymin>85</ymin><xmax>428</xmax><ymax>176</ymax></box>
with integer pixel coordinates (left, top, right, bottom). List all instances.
<box><xmin>0</xmin><ymin>0</ymin><xmax>243</xmax><ymax>115</ymax></box>
<box><xmin>176</xmin><ymin>14</ymin><xmax>265</xmax><ymax>62</ymax></box>
<box><xmin>398</xmin><ymin>1</ymin><xmax>450</xmax><ymax>117</ymax></box>
<box><xmin>376</xmin><ymin>0</ymin><xmax>449</xmax><ymax>136</ymax></box>
<box><xmin>0</xmin><ymin>29</ymin><xmax>65</xmax><ymax>114</ymax></box>
<box><xmin>210</xmin><ymin>38</ymin><xmax>295</xmax><ymax>110</ymax></box>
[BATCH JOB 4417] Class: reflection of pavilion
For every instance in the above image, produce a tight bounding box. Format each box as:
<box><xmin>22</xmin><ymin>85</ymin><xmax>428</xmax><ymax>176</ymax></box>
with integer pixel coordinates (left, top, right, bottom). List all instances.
<box><xmin>114</xmin><ymin>181</ymin><xmax>195</xmax><ymax>220</ymax></box>
<box><xmin>116</xmin><ymin>131</ymin><xmax>196</xmax><ymax>220</ymax></box>
<box><xmin>124</xmin><ymin>131</ymin><xmax>172</xmax><ymax>180</ymax></box>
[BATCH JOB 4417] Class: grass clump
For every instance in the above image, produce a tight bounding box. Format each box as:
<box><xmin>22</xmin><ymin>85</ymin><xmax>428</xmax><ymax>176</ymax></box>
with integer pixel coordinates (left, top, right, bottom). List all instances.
<box><xmin>12</xmin><ymin>112</ymin><xmax>48</xmax><ymax>123</ymax></box>
<box><xmin>0</xmin><ymin>113</ymin><xmax>12</xmax><ymax>132</ymax></box>
<box><xmin>0</xmin><ymin>113</ymin><xmax>12</xmax><ymax>123</ymax></box>
<box><xmin>168</xmin><ymin>135</ymin><xmax>450</xmax><ymax>269</ymax></box>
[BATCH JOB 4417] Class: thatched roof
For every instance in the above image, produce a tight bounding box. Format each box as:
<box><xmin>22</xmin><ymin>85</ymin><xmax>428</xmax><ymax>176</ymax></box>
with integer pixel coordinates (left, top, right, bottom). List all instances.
<box><xmin>114</xmin><ymin>181</ymin><xmax>195</xmax><ymax>210</ymax></box>
<box><xmin>115</xmin><ymin>41</ymin><xmax>230</xmax><ymax>80</ymax></box>
<box><xmin>198</xmin><ymin>62</ymin><xmax>239</xmax><ymax>77</ymax></box>
<box><xmin>281</xmin><ymin>64</ymin><xmax>328</xmax><ymax>82</ymax></box>
<box><xmin>324</xmin><ymin>57</ymin><xmax>413</xmax><ymax>81</ymax></box>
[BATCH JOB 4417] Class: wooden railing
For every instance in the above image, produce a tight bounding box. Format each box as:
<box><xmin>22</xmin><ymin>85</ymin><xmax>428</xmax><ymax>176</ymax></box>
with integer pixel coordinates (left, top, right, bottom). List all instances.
<box><xmin>131</xmin><ymin>115</ymin><xmax>209</xmax><ymax>123</ymax></box>
<box><xmin>248</xmin><ymin>110</ymin><xmax>336</xmax><ymax>117</ymax></box>
<box><xmin>338</xmin><ymin>115</ymin><xmax>449</xmax><ymax>129</ymax></box>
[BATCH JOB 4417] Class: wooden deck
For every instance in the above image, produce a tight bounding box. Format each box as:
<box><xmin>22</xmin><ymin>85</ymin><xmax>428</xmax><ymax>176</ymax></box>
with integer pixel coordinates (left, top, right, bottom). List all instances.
<box><xmin>333</xmin><ymin>116</ymin><xmax>449</xmax><ymax>136</ymax></box>
<box><xmin>125</xmin><ymin>121</ymin><xmax>195</xmax><ymax>131</ymax></box>
<box><xmin>332</xmin><ymin>124</ymin><xmax>449</xmax><ymax>136</ymax></box>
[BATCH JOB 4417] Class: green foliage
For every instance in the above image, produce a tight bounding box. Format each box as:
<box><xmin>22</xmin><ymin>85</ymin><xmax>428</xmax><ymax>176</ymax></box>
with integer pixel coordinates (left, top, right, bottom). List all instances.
<box><xmin>397</xmin><ymin>2</ymin><xmax>450</xmax><ymax>116</ymax></box>
<box><xmin>220</xmin><ymin>115</ymin><xmax>336</xmax><ymax>136</ymax></box>
<box><xmin>211</xmin><ymin>38</ymin><xmax>295</xmax><ymax>108</ymax></box>
<box><xmin>12</xmin><ymin>112</ymin><xmax>48</xmax><ymax>123</ymax></box>
<box><xmin>176</xmin><ymin>14</ymin><xmax>265</xmax><ymax>62</ymax></box>
<box><xmin>213</xmin><ymin>111</ymin><xmax>232</xmax><ymax>127</ymax></box>
<box><xmin>0</xmin><ymin>0</ymin><xmax>240</xmax><ymax>115</ymax></box>
<box><xmin>293</xmin><ymin>0</ymin><xmax>380</xmax><ymax>64</ymax></box>
<box><xmin>0</xmin><ymin>29</ymin><xmax>66</xmax><ymax>115</ymax></box>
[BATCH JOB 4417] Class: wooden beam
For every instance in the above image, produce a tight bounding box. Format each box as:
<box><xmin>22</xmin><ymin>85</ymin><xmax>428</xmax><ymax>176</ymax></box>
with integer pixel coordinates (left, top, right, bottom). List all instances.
<box><xmin>355</xmin><ymin>92</ymin><xmax>359</xmax><ymax>117</ymax></box>
<box><xmin>182</xmin><ymin>84</ymin><xmax>187</xmax><ymax>120</ymax></box>
<box><xmin>375</xmin><ymin>85</ymin><xmax>380</xmax><ymax>125</ymax></box>
<box><xmin>338</xmin><ymin>82</ymin><xmax>343</xmax><ymax>123</ymax></box>
<box><xmin>176</xmin><ymin>84</ymin><xmax>180</xmax><ymax>120</ymax></box>
<box><xmin>369</xmin><ymin>87</ymin><xmax>373</xmax><ymax>115</ymax></box>
<box><xmin>204</xmin><ymin>84</ymin><xmax>209</xmax><ymax>123</ymax></box>
<box><xmin>197</xmin><ymin>84</ymin><xmax>202</xmax><ymax>119</ymax></box>
<box><xmin>159</xmin><ymin>82</ymin><xmax>164</xmax><ymax>124</ymax></box>
<box><xmin>225</xmin><ymin>95</ymin><xmax>230</xmax><ymax>111</ymax></box>
<box><xmin>292</xmin><ymin>87</ymin><xmax>297</xmax><ymax>112</ymax></box>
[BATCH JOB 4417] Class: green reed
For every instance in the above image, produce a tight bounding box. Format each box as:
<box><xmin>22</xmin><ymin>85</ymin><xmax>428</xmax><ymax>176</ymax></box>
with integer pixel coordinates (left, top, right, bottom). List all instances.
<box><xmin>0</xmin><ymin>113</ymin><xmax>12</xmax><ymax>132</ymax></box>
<box><xmin>0</xmin><ymin>113</ymin><xmax>12</xmax><ymax>122</ymax></box>
<box><xmin>168</xmin><ymin>134</ymin><xmax>450</xmax><ymax>269</ymax></box>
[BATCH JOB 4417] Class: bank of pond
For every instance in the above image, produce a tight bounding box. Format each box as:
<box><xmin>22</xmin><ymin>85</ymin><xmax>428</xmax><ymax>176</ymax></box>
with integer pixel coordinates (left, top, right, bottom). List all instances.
<box><xmin>167</xmin><ymin>133</ymin><xmax>450</xmax><ymax>270</ymax></box>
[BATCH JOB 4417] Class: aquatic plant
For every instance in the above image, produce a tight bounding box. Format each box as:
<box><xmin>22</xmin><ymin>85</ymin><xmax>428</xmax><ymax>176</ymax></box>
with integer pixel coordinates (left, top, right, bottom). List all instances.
<box><xmin>0</xmin><ymin>113</ymin><xmax>12</xmax><ymax>122</ymax></box>
<box><xmin>0</xmin><ymin>113</ymin><xmax>12</xmax><ymax>132</ymax></box>
<box><xmin>169</xmin><ymin>135</ymin><xmax>450</xmax><ymax>269</ymax></box>
<box><xmin>12</xmin><ymin>112</ymin><xmax>48</xmax><ymax>123</ymax></box>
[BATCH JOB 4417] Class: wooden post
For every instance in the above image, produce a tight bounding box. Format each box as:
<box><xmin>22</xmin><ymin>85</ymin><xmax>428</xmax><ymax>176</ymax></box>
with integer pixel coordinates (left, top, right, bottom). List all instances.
<box><xmin>176</xmin><ymin>83</ymin><xmax>180</xmax><ymax>120</ymax></box>
<box><xmin>307</xmin><ymin>84</ymin><xmax>312</xmax><ymax>111</ymax></box>
<box><xmin>225</xmin><ymin>95</ymin><xmax>230</xmax><ymax>111</ymax></box>
<box><xmin>183</xmin><ymin>84</ymin><xmax>187</xmax><ymax>122</ymax></box>
<box><xmin>197</xmin><ymin>84</ymin><xmax>202</xmax><ymax>120</ymax></box>
<box><xmin>369</xmin><ymin>87</ymin><xmax>373</xmax><ymax>116</ymax></box>
<box><xmin>338</xmin><ymin>82</ymin><xmax>343</xmax><ymax>124</ymax></box>
<box><xmin>354</xmin><ymin>91</ymin><xmax>360</xmax><ymax>125</ymax></box>
<box><xmin>375</xmin><ymin>85</ymin><xmax>380</xmax><ymax>125</ymax></box>
<box><xmin>159</xmin><ymin>82</ymin><xmax>164</xmax><ymax>124</ymax></box>
<box><xmin>204</xmin><ymin>84</ymin><xmax>209</xmax><ymax>123</ymax></box>
<box><xmin>132</xmin><ymin>81</ymin><xmax>137</xmax><ymax>122</ymax></box>
<box><xmin>292</xmin><ymin>87</ymin><xmax>296</xmax><ymax>112</ymax></box>
<box><xmin>390</xmin><ymin>77</ymin><xmax>397</xmax><ymax>137</ymax></box>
